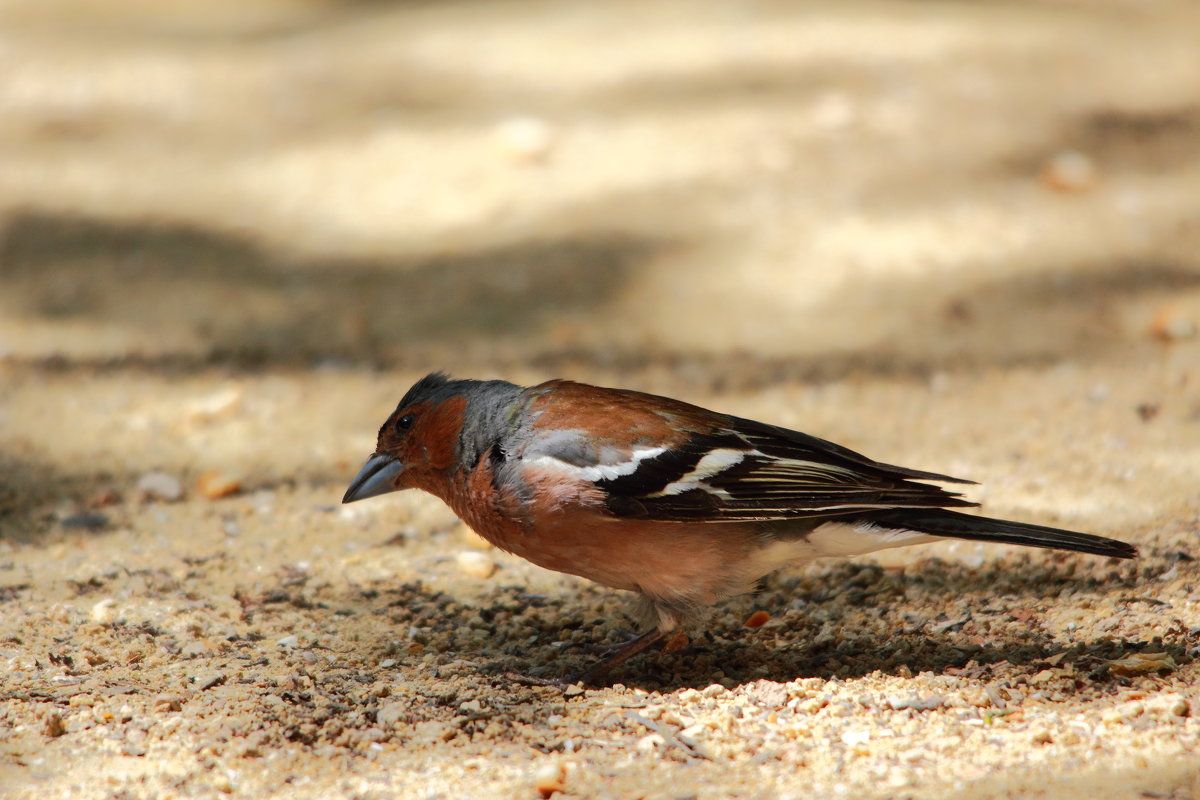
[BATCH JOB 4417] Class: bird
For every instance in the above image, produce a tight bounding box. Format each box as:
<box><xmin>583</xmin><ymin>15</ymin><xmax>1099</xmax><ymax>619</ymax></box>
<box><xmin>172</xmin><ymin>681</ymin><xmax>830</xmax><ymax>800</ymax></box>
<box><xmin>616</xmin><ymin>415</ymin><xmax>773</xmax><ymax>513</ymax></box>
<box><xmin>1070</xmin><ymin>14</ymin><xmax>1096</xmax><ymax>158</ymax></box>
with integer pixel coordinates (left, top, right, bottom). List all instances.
<box><xmin>342</xmin><ymin>372</ymin><xmax>1136</xmax><ymax>682</ymax></box>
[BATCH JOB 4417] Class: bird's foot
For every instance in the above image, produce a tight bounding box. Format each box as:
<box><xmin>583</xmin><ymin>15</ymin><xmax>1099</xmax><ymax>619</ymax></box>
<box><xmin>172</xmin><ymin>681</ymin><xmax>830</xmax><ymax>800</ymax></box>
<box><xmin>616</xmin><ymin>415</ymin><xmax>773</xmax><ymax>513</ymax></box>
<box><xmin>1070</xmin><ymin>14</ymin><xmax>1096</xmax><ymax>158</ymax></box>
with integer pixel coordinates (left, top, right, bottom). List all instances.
<box><xmin>552</xmin><ymin>632</ymin><xmax>640</xmax><ymax>656</ymax></box>
<box><xmin>501</xmin><ymin>628</ymin><xmax>685</xmax><ymax>687</ymax></box>
<box><xmin>568</xmin><ymin>628</ymin><xmax>668</xmax><ymax>686</ymax></box>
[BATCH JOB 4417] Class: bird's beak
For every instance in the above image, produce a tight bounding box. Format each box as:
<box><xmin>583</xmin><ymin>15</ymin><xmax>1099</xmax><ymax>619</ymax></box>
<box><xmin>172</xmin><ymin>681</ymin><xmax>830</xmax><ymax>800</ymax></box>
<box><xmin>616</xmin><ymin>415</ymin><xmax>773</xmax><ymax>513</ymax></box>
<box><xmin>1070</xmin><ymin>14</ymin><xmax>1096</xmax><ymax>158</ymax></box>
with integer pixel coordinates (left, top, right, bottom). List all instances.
<box><xmin>342</xmin><ymin>454</ymin><xmax>405</xmax><ymax>503</ymax></box>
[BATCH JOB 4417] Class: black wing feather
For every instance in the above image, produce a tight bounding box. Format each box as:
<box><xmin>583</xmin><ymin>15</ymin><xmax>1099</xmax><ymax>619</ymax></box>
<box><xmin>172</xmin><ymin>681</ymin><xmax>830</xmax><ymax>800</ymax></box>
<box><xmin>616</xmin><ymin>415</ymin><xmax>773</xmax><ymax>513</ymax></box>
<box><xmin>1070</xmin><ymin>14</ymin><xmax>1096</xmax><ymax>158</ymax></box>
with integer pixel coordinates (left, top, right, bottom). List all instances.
<box><xmin>602</xmin><ymin>418</ymin><xmax>977</xmax><ymax>523</ymax></box>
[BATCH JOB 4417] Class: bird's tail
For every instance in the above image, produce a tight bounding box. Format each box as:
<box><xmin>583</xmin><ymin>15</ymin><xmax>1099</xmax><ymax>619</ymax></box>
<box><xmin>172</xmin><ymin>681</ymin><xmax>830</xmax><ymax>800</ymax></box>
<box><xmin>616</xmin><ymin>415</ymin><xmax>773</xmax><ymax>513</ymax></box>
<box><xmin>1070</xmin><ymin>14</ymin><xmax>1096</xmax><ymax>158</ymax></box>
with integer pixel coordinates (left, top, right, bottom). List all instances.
<box><xmin>865</xmin><ymin>508</ymin><xmax>1137</xmax><ymax>559</ymax></box>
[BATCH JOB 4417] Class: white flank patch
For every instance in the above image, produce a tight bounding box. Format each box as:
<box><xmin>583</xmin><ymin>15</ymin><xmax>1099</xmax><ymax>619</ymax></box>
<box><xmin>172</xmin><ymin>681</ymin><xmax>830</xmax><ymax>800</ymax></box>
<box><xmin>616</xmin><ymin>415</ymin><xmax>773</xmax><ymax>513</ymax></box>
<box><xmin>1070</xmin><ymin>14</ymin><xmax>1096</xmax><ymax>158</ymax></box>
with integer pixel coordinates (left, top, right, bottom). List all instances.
<box><xmin>650</xmin><ymin>448</ymin><xmax>752</xmax><ymax>496</ymax></box>
<box><xmin>807</xmin><ymin>522</ymin><xmax>937</xmax><ymax>557</ymax></box>
<box><xmin>743</xmin><ymin>538</ymin><xmax>820</xmax><ymax>579</ymax></box>
<box><xmin>527</xmin><ymin>445</ymin><xmax>668</xmax><ymax>483</ymax></box>
<box><xmin>741</xmin><ymin>522</ymin><xmax>937</xmax><ymax>584</ymax></box>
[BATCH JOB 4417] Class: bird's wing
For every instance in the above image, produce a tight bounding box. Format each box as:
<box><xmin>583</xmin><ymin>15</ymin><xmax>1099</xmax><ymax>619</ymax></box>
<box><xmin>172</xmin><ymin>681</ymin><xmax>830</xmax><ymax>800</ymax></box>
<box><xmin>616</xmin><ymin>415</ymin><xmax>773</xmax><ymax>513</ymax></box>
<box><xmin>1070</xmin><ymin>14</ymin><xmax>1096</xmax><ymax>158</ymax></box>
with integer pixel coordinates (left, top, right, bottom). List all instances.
<box><xmin>512</xmin><ymin>381</ymin><xmax>976</xmax><ymax>523</ymax></box>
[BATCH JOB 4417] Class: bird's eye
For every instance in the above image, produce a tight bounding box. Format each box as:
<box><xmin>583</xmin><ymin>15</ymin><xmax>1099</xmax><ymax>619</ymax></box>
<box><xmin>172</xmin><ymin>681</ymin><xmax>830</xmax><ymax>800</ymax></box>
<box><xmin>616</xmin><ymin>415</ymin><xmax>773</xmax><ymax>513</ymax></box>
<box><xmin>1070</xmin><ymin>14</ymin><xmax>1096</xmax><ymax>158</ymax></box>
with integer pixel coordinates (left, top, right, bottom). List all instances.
<box><xmin>394</xmin><ymin>413</ymin><xmax>414</xmax><ymax>432</ymax></box>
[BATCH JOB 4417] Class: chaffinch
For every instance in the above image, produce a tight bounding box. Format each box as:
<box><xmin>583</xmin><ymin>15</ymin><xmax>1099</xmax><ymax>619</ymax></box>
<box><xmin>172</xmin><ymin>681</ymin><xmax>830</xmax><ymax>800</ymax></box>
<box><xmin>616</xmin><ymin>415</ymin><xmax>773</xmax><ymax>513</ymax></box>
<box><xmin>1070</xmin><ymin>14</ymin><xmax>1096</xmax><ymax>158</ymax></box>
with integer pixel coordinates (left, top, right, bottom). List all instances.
<box><xmin>343</xmin><ymin>372</ymin><xmax>1136</xmax><ymax>682</ymax></box>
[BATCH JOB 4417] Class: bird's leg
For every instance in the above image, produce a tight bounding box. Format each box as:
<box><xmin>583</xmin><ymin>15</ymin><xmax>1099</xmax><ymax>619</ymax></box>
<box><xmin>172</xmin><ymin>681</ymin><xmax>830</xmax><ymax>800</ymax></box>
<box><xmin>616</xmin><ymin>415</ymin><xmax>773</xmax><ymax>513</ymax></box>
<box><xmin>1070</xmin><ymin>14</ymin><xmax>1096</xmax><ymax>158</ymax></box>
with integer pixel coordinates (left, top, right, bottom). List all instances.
<box><xmin>553</xmin><ymin>632</ymin><xmax>640</xmax><ymax>655</ymax></box>
<box><xmin>570</xmin><ymin>627</ymin><xmax>667</xmax><ymax>685</ymax></box>
<box><xmin>499</xmin><ymin>628</ymin><xmax>670</xmax><ymax>689</ymax></box>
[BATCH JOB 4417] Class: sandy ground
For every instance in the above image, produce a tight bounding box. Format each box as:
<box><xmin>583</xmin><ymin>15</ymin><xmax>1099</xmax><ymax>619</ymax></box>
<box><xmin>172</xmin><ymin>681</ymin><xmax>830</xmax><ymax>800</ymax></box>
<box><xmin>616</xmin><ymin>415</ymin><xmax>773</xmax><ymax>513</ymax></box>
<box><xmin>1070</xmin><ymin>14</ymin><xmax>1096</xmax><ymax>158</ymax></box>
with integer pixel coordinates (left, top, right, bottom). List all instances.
<box><xmin>2</xmin><ymin>0</ymin><xmax>1200</xmax><ymax>798</ymax></box>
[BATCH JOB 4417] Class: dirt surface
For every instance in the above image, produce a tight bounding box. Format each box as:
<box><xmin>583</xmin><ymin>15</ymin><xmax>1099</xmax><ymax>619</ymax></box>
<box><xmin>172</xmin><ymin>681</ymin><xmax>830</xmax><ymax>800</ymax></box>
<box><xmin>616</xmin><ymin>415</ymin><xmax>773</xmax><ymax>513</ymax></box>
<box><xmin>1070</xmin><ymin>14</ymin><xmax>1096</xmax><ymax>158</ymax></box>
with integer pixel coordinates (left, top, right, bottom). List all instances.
<box><xmin>3</xmin><ymin>1</ymin><xmax>1200</xmax><ymax>798</ymax></box>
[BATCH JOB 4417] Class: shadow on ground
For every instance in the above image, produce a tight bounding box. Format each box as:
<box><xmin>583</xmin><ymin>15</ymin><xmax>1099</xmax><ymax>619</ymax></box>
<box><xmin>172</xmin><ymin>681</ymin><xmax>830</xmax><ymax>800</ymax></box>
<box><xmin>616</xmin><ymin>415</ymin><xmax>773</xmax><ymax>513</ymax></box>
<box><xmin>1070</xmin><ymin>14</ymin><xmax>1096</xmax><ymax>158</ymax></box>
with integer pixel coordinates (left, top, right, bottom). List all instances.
<box><xmin>0</xmin><ymin>212</ymin><xmax>662</xmax><ymax>368</ymax></box>
<box><xmin>4</xmin><ymin>211</ymin><xmax>1198</xmax><ymax>385</ymax></box>
<box><xmin>1001</xmin><ymin>104</ymin><xmax>1200</xmax><ymax>178</ymax></box>
<box><xmin>320</xmin><ymin>555</ymin><xmax>1192</xmax><ymax>692</ymax></box>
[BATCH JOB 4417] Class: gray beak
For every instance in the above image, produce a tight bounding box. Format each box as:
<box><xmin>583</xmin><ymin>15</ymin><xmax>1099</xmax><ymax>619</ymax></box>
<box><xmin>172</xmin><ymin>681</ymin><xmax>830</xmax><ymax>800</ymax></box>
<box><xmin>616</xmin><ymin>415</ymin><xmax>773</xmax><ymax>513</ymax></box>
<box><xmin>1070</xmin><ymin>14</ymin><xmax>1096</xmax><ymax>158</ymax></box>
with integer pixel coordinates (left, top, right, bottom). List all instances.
<box><xmin>342</xmin><ymin>454</ymin><xmax>405</xmax><ymax>503</ymax></box>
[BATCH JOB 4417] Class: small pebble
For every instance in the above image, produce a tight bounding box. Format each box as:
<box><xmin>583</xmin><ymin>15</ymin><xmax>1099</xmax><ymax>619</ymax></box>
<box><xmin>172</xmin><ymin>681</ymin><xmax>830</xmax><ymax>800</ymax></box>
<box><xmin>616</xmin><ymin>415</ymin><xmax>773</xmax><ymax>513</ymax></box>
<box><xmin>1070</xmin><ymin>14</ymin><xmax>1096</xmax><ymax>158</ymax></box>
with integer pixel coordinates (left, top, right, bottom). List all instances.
<box><xmin>1040</xmin><ymin>150</ymin><xmax>1097</xmax><ymax>192</ymax></box>
<box><xmin>377</xmin><ymin>701</ymin><xmax>408</xmax><ymax>729</ymax></box>
<box><xmin>121</xmin><ymin>740</ymin><xmax>148</xmax><ymax>757</ymax></box>
<box><xmin>744</xmin><ymin>680</ymin><xmax>788</xmax><ymax>709</ymax></box>
<box><xmin>1030</xmin><ymin>669</ymin><xmax>1062</xmax><ymax>684</ymax></box>
<box><xmin>180</xmin><ymin>640</ymin><xmax>212</xmax><ymax>657</ymax></box>
<box><xmin>137</xmin><ymin>471</ymin><xmax>183</xmax><ymax>502</ymax></box>
<box><xmin>887</xmin><ymin>694</ymin><xmax>945</xmax><ymax>711</ymax></box>
<box><xmin>184</xmin><ymin>386</ymin><xmax>243</xmax><ymax>425</ymax></box>
<box><xmin>196</xmin><ymin>471</ymin><xmax>242</xmax><ymax>500</ymax></box>
<box><xmin>90</xmin><ymin>598</ymin><xmax>117</xmax><ymax>624</ymax></box>
<box><xmin>155</xmin><ymin>697</ymin><xmax>183</xmax><ymax>713</ymax></box>
<box><xmin>841</xmin><ymin>729</ymin><xmax>871</xmax><ymax>746</ymax></box>
<box><xmin>533</xmin><ymin>760</ymin><xmax>566</xmax><ymax>797</ymax></box>
<box><xmin>194</xmin><ymin>671</ymin><xmax>226</xmax><ymax>690</ymax></box>
<box><xmin>495</xmin><ymin>115</ymin><xmax>555</xmax><ymax>163</ymax></box>
<box><xmin>1149</xmin><ymin>304</ymin><xmax>1196</xmax><ymax>343</ymax></box>
<box><xmin>1105</xmin><ymin>652</ymin><xmax>1176</xmax><ymax>675</ymax></box>
<box><xmin>459</xmin><ymin>699</ymin><xmax>485</xmax><ymax>715</ymax></box>
<box><xmin>744</xmin><ymin>610</ymin><xmax>771</xmax><ymax>628</ymax></box>
<box><xmin>1165</xmin><ymin>695</ymin><xmax>1189</xmax><ymax>717</ymax></box>
<box><xmin>456</xmin><ymin>551</ymin><xmax>496</xmax><ymax>579</ymax></box>
<box><xmin>678</xmin><ymin>724</ymin><xmax>708</xmax><ymax>746</ymax></box>
<box><xmin>636</xmin><ymin>732</ymin><xmax>665</xmax><ymax>752</ymax></box>
<box><xmin>61</xmin><ymin>511</ymin><xmax>110</xmax><ymax>530</ymax></box>
<box><xmin>44</xmin><ymin>712</ymin><xmax>66</xmax><ymax>738</ymax></box>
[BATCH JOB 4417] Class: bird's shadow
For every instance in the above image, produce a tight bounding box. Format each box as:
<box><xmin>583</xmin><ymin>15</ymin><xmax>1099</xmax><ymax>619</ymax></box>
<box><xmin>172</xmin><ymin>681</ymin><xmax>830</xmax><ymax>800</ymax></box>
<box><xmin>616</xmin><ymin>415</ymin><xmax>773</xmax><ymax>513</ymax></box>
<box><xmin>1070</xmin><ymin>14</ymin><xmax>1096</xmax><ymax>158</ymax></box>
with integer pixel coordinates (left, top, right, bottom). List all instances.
<box><xmin>344</xmin><ymin>553</ymin><xmax>1189</xmax><ymax>694</ymax></box>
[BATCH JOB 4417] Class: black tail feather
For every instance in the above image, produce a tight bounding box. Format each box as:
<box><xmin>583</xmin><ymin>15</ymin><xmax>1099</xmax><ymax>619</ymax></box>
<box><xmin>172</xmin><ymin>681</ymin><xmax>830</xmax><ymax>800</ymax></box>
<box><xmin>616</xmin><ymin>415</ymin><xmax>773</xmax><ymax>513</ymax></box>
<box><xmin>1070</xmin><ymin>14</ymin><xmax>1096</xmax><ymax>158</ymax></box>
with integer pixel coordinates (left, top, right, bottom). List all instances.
<box><xmin>867</xmin><ymin>509</ymin><xmax>1137</xmax><ymax>560</ymax></box>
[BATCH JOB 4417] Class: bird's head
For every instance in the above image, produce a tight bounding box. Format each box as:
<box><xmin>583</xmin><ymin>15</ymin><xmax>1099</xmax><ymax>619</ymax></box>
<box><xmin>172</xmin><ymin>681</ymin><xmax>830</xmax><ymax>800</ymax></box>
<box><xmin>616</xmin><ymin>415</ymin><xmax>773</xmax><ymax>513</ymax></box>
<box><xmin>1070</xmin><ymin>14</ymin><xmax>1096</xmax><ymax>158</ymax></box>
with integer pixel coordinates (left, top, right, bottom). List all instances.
<box><xmin>342</xmin><ymin>372</ymin><xmax>522</xmax><ymax>503</ymax></box>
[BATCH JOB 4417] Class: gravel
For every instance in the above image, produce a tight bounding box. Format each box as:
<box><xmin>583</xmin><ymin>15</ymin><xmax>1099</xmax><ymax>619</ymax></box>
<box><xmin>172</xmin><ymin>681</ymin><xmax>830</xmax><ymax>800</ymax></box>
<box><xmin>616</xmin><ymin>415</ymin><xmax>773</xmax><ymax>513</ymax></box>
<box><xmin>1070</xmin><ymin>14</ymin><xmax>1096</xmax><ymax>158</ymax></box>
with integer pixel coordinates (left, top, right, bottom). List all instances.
<box><xmin>2</xmin><ymin>0</ymin><xmax>1199</xmax><ymax>798</ymax></box>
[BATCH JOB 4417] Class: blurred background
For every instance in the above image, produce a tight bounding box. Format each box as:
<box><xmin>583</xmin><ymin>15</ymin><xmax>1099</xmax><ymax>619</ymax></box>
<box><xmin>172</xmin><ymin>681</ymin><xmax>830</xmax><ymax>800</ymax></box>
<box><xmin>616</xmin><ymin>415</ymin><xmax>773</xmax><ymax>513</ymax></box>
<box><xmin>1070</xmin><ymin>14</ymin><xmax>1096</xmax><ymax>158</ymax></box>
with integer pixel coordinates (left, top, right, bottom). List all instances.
<box><xmin>1</xmin><ymin>0</ymin><xmax>1199</xmax><ymax>537</ymax></box>
<box><xmin>3</xmin><ymin>0</ymin><xmax>1198</xmax><ymax>365</ymax></box>
<box><xmin>4</xmin><ymin>0</ymin><xmax>1200</xmax><ymax>533</ymax></box>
